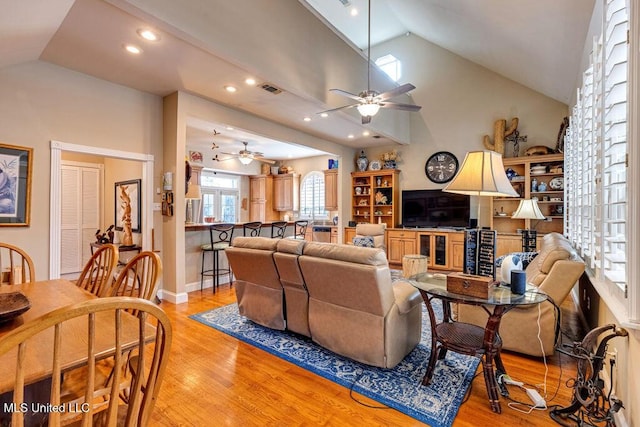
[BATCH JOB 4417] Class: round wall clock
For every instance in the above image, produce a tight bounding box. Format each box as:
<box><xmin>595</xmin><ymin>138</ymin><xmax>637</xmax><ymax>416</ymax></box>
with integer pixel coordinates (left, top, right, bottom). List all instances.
<box><xmin>425</xmin><ymin>151</ymin><xmax>458</xmax><ymax>183</ymax></box>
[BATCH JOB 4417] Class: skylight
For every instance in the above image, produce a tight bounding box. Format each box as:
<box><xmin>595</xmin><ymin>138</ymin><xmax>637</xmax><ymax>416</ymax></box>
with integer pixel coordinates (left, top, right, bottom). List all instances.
<box><xmin>375</xmin><ymin>54</ymin><xmax>401</xmax><ymax>82</ymax></box>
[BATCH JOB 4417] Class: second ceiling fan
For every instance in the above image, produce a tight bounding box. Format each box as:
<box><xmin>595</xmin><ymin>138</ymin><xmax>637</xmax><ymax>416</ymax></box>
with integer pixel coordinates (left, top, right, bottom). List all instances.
<box><xmin>216</xmin><ymin>141</ymin><xmax>275</xmax><ymax>165</ymax></box>
<box><xmin>320</xmin><ymin>0</ymin><xmax>422</xmax><ymax>124</ymax></box>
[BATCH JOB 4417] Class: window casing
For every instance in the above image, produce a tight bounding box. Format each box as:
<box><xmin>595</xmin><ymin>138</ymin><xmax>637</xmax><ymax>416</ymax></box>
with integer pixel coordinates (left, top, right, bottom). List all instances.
<box><xmin>200</xmin><ymin>171</ymin><xmax>240</xmax><ymax>223</ymax></box>
<box><xmin>566</xmin><ymin>0</ymin><xmax>639</xmax><ymax>325</ymax></box>
<box><xmin>375</xmin><ymin>54</ymin><xmax>401</xmax><ymax>82</ymax></box>
<box><xmin>299</xmin><ymin>171</ymin><xmax>328</xmax><ymax>220</ymax></box>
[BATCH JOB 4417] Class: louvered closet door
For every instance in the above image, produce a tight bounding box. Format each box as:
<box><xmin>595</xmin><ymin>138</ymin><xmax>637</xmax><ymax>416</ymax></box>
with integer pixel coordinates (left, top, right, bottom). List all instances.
<box><xmin>60</xmin><ymin>164</ymin><xmax>101</xmax><ymax>274</ymax></box>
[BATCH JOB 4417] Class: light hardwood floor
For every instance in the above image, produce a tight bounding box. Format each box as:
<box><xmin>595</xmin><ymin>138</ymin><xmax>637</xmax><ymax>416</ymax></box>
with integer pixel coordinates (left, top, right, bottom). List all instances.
<box><xmin>150</xmin><ymin>285</ymin><xmax>583</xmax><ymax>426</ymax></box>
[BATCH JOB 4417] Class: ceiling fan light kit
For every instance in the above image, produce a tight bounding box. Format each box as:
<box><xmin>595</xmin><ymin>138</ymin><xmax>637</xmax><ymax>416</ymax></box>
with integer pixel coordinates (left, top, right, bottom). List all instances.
<box><xmin>319</xmin><ymin>0</ymin><xmax>421</xmax><ymax>124</ymax></box>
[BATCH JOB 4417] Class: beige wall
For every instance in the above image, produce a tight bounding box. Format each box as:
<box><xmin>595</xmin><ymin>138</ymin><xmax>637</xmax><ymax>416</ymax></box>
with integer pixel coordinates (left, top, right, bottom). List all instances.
<box><xmin>0</xmin><ymin>60</ymin><xmax>163</xmax><ymax>280</ymax></box>
<box><xmin>368</xmin><ymin>34</ymin><xmax>569</xmax><ymax>227</ymax></box>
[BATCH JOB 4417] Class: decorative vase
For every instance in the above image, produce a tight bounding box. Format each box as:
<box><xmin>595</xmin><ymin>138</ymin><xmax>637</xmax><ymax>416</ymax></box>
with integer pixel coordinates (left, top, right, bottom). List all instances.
<box><xmin>531</xmin><ymin>178</ymin><xmax>538</xmax><ymax>192</ymax></box>
<box><xmin>356</xmin><ymin>150</ymin><xmax>368</xmax><ymax>172</ymax></box>
<box><xmin>383</xmin><ymin>160</ymin><xmax>397</xmax><ymax>169</ymax></box>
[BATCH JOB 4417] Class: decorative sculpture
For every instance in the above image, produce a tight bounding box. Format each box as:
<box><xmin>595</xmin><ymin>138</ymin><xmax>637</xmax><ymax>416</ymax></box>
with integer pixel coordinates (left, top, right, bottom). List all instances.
<box><xmin>120</xmin><ymin>185</ymin><xmax>134</xmax><ymax>246</ymax></box>
<box><xmin>483</xmin><ymin>117</ymin><xmax>519</xmax><ymax>155</ymax></box>
<box><xmin>551</xmin><ymin>324</ymin><xmax>627</xmax><ymax>426</ymax></box>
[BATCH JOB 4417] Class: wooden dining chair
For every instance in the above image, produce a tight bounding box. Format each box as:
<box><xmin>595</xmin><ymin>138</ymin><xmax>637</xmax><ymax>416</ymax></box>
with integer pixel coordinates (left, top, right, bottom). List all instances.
<box><xmin>0</xmin><ymin>242</ymin><xmax>35</xmax><ymax>284</ymax></box>
<box><xmin>0</xmin><ymin>297</ymin><xmax>172</xmax><ymax>427</ymax></box>
<box><xmin>108</xmin><ymin>251</ymin><xmax>162</xmax><ymax>303</ymax></box>
<box><xmin>76</xmin><ymin>243</ymin><xmax>119</xmax><ymax>297</ymax></box>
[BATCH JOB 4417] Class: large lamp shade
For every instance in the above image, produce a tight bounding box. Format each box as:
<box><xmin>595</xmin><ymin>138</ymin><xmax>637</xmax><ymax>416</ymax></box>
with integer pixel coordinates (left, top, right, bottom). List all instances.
<box><xmin>512</xmin><ymin>199</ymin><xmax>545</xmax><ymax>220</ymax></box>
<box><xmin>443</xmin><ymin>151</ymin><xmax>519</xmax><ymax>197</ymax></box>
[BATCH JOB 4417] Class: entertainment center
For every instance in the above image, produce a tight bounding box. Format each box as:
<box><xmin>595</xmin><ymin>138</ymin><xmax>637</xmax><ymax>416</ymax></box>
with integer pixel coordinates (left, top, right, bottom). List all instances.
<box><xmin>346</xmin><ymin>154</ymin><xmax>565</xmax><ymax>270</ymax></box>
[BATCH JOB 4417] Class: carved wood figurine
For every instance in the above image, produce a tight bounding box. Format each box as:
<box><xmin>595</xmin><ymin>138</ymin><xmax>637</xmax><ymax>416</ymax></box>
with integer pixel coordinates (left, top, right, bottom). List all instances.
<box><xmin>120</xmin><ymin>185</ymin><xmax>134</xmax><ymax>246</ymax></box>
<box><xmin>483</xmin><ymin>117</ymin><xmax>519</xmax><ymax>155</ymax></box>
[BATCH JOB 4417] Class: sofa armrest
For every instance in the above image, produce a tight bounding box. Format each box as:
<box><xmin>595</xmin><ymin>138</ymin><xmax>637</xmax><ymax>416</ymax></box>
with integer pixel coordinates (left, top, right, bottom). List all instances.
<box><xmin>392</xmin><ymin>280</ymin><xmax>422</xmax><ymax>314</ymax></box>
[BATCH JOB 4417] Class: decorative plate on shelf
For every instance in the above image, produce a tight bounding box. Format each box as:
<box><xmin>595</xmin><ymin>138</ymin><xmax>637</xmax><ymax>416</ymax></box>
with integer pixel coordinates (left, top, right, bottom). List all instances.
<box><xmin>369</xmin><ymin>160</ymin><xmax>382</xmax><ymax>171</ymax></box>
<box><xmin>549</xmin><ymin>177</ymin><xmax>564</xmax><ymax>190</ymax></box>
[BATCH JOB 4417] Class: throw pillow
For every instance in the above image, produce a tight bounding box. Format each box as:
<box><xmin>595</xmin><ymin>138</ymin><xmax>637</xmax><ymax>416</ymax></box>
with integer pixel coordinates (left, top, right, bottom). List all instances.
<box><xmin>495</xmin><ymin>251</ymin><xmax>538</xmax><ymax>269</ymax></box>
<box><xmin>501</xmin><ymin>254</ymin><xmax>523</xmax><ymax>284</ymax></box>
<box><xmin>352</xmin><ymin>236</ymin><xmax>375</xmax><ymax>248</ymax></box>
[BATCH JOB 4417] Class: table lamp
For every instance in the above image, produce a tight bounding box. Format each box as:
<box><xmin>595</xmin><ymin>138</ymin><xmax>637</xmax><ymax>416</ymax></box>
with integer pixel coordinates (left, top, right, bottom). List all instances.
<box><xmin>512</xmin><ymin>198</ymin><xmax>545</xmax><ymax>251</ymax></box>
<box><xmin>185</xmin><ymin>183</ymin><xmax>202</xmax><ymax>224</ymax></box>
<box><xmin>443</xmin><ymin>151</ymin><xmax>519</xmax><ymax>227</ymax></box>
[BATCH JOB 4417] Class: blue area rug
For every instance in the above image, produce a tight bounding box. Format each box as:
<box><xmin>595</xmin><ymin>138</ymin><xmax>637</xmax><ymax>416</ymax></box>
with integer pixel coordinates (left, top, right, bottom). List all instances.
<box><xmin>190</xmin><ymin>302</ymin><xmax>479</xmax><ymax>426</ymax></box>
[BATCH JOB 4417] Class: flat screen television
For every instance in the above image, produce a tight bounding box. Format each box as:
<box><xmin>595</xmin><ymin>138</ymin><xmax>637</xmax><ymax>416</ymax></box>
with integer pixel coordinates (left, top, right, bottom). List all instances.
<box><xmin>401</xmin><ymin>189</ymin><xmax>471</xmax><ymax>228</ymax></box>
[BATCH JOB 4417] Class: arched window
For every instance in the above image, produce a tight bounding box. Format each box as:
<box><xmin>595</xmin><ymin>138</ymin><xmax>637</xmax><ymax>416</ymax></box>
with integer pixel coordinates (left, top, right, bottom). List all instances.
<box><xmin>299</xmin><ymin>171</ymin><xmax>327</xmax><ymax>220</ymax></box>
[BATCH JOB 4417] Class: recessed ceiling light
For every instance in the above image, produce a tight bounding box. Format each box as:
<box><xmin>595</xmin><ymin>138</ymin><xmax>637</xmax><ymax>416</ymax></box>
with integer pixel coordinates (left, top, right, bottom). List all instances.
<box><xmin>137</xmin><ymin>29</ymin><xmax>159</xmax><ymax>41</ymax></box>
<box><xmin>226</xmin><ymin>126</ymin><xmax>234</xmax><ymax>131</ymax></box>
<box><xmin>347</xmin><ymin>134</ymin><xmax>355</xmax><ymax>139</ymax></box>
<box><xmin>303</xmin><ymin>117</ymin><xmax>311</xmax><ymax>122</ymax></box>
<box><xmin>245</xmin><ymin>78</ymin><xmax>256</xmax><ymax>85</ymax></box>
<box><xmin>224</xmin><ymin>85</ymin><xmax>237</xmax><ymax>93</ymax></box>
<box><xmin>350</xmin><ymin>8</ymin><xmax>358</xmax><ymax>16</ymax></box>
<box><xmin>124</xmin><ymin>44</ymin><xmax>142</xmax><ymax>54</ymax></box>
<box><xmin>362</xmin><ymin>130</ymin><xmax>370</xmax><ymax>136</ymax></box>
<box><xmin>320</xmin><ymin>113</ymin><xmax>329</xmax><ymax>118</ymax></box>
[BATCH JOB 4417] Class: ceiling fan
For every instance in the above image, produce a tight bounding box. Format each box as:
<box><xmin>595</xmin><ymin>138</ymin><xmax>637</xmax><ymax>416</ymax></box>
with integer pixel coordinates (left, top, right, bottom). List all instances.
<box><xmin>219</xmin><ymin>141</ymin><xmax>275</xmax><ymax>165</ymax></box>
<box><xmin>320</xmin><ymin>0</ymin><xmax>422</xmax><ymax>124</ymax></box>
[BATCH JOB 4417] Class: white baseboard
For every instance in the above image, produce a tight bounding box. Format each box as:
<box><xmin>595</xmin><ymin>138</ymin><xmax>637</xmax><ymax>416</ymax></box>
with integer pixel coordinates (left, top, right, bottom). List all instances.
<box><xmin>155</xmin><ymin>276</ymin><xmax>234</xmax><ymax>305</ymax></box>
<box><xmin>157</xmin><ymin>289</ymin><xmax>189</xmax><ymax>305</ymax></box>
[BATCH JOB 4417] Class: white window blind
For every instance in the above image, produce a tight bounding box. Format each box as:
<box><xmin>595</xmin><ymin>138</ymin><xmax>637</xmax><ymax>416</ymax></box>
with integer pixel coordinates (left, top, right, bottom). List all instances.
<box><xmin>566</xmin><ymin>0</ymin><xmax>629</xmax><ymax>295</ymax></box>
<box><xmin>299</xmin><ymin>171</ymin><xmax>327</xmax><ymax>220</ymax></box>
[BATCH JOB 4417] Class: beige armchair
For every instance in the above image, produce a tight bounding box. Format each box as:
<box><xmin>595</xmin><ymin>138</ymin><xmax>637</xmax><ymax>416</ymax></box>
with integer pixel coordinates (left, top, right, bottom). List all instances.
<box><xmin>458</xmin><ymin>233</ymin><xmax>585</xmax><ymax>357</ymax></box>
<box><xmin>354</xmin><ymin>223</ymin><xmax>386</xmax><ymax>251</ymax></box>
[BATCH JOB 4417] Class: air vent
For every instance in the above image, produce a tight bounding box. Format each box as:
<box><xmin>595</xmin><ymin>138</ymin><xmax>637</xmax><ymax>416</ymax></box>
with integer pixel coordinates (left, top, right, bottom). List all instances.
<box><xmin>338</xmin><ymin>0</ymin><xmax>351</xmax><ymax>6</ymax></box>
<box><xmin>260</xmin><ymin>83</ymin><xmax>283</xmax><ymax>95</ymax></box>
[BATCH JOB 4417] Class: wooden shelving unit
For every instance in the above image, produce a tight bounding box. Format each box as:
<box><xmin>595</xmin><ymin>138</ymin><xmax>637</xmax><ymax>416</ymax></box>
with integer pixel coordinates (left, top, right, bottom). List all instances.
<box><xmin>490</xmin><ymin>153</ymin><xmax>564</xmax><ymax>236</ymax></box>
<box><xmin>351</xmin><ymin>170</ymin><xmax>400</xmax><ymax>228</ymax></box>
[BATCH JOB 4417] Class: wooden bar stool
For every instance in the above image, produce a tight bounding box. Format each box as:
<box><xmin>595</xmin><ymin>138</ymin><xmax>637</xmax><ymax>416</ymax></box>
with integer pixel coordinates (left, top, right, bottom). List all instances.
<box><xmin>200</xmin><ymin>223</ymin><xmax>235</xmax><ymax>292</ymax></box>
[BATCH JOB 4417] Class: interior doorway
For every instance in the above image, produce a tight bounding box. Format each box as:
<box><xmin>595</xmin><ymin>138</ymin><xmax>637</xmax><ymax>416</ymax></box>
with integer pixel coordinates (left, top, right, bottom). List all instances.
<box><xmin>49</xmin><ymin>140</ymin><xmax>154</xmax><ymax>279</ymax></box>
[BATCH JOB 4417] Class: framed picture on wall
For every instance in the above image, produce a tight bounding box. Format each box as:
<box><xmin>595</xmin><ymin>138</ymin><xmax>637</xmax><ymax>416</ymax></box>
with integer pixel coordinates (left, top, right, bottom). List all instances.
<box><xmin>114</xmin><ymin>179</ymin><xmax>141</xmax><ymax>232</ymax></box>
<box><xmin>0</xmin><ymin>143</ymin><xmax>33</xmax><ymax>226</ymax></box>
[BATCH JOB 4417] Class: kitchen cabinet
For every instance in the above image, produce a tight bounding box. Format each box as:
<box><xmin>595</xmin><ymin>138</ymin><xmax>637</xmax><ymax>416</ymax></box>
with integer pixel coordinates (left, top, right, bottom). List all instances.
<box><xmin>273</xmin><ymin>173</ymin><xmax>300</xmax><ymax>211</ymax></box>
<box><xmin>249</xmin><ymin>175</ymin><xmax>279</xmax><ymax>222</ymax></box>
<box><xmin>324</xmin><ymin>169</ymin><xmax>338</xmax><ymax>211</ymax></box>
<box><xmin>344</xmin><ymin>227</ymin><xmax>356</xmax><ymax>244</ymax></box>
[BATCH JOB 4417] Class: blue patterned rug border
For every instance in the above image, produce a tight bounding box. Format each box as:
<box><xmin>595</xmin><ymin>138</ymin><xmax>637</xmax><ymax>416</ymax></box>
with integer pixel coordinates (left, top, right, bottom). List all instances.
<box><xmin>190</xmin><ymin>304</ymin><xmax>479</xmax><ymax>426</ymax></box>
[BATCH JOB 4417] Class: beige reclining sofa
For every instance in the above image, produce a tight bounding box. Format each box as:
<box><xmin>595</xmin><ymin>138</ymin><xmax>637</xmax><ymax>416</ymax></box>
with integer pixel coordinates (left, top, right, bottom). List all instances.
<box><xmin>458</xmin><ymin>232</ymin><xmax>585</xmax><ymax>357</ymax></box>
<box><xmin>225</xmin><ymin>237</ymin><xmax>422</xmax><ymax>368</ymax></box>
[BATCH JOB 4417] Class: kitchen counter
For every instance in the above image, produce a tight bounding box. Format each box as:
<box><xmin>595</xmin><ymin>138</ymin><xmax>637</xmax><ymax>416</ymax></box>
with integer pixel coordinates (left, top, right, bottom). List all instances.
<box><xmin>185</xmin><ymin>221</ymin><xmax>295</xmax><ymax>232</ymax></box>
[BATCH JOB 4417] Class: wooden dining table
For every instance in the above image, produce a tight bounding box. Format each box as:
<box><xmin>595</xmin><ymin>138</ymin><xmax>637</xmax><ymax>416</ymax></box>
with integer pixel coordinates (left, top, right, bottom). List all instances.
<box><xmin>0</xmin><ymin>279</ymin><xmax>154</xmax><ymax>396</ymax></box>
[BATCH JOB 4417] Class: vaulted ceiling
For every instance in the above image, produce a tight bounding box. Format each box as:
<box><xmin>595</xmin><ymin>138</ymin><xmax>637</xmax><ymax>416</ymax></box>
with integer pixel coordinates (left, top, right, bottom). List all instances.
<box><xmin>1</xmin><ymin>0</ymin><xmax>595</xmax><ymax>160</ymax></box>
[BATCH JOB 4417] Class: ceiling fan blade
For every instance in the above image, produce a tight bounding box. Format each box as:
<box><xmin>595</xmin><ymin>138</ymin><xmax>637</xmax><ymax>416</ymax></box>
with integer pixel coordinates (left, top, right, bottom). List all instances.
<box><xmin>255</xmin><ymin>157</ymin><xmax>276</xmax><ymax>165</ymax></box>
<box><xmin>379</xmin><ymin>101</ymin><xmax>422</xmax><ymax>112</ymax></box>
<box><xmin>318</xmin><ymin>104</ymin><xmax>358</xmax><ymax>114</ymax></box>
<box><xmin>362</xmin><ymin>115</ymin><xmax>372</xmax><ymax>125</ymax></box>
<box><xmin>375</xmin><ymin>83</ymin><xmax>416</xmax><ymax>101</ymax></box>
<box><xmin>213</xmin><ymin>155</ymin><xmax>234</xmax><ymax>162</ymax></box>
<box><xmin>221</xmin><ymin>151</ymin><xmax>237</xmax><ymax>156</ymax></box>
<box><xmin>329</xmin><ymin>88</ymin><xmax>365</xmax><ymax>102</ymax></box>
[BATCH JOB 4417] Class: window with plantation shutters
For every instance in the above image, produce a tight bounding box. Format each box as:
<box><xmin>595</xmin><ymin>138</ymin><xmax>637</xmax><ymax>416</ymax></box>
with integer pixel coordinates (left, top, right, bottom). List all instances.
<box><xmin>299</xmin><ymin>171</ymin><xmax>328</xmax><ymax>220</ymax></box>
<box><xmin>566</xmin><ymin>0</ymin><xmax>634</xmax><ymax>320</ymax></box>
